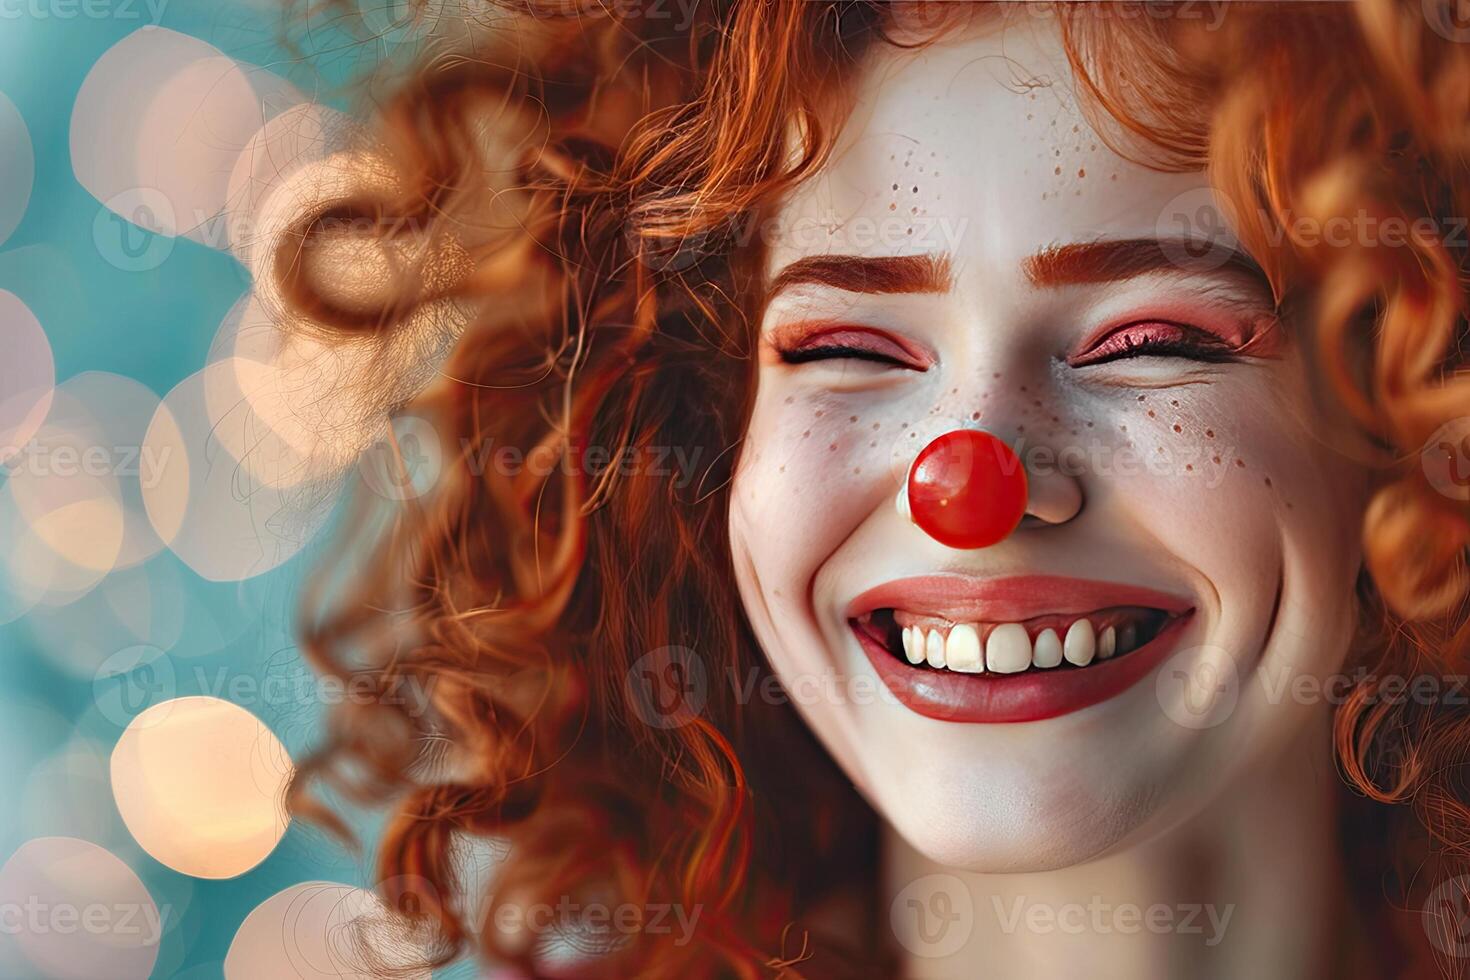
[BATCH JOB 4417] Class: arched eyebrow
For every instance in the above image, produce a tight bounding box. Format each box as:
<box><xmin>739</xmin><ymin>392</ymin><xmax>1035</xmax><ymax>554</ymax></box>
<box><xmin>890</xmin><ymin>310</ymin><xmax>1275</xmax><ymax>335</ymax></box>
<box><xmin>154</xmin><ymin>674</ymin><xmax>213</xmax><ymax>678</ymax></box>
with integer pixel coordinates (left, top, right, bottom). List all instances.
<box><xmin>767</xmin><ymin>253</ymin><xmax>954</xmax><ymax>299</ymax></box>
<box><xmin>764</xmin><ymin>238</ymin><xmax>1271</xmax><ymax>303</ymax></box>
<box><xmin>1024</xmin><ymin>238</ymin><xmax>1270</xmax><ymax>289</ymax></box>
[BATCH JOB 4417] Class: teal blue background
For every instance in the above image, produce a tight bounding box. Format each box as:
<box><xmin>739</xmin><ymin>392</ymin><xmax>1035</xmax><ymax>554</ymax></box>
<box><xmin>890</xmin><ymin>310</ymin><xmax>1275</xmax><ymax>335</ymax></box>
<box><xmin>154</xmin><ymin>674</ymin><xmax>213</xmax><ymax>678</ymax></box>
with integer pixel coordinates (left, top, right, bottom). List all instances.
<box><xmin>0</xmin><ymin>6</ymin><xmax>476</xmax><ymax>977</ymax></box>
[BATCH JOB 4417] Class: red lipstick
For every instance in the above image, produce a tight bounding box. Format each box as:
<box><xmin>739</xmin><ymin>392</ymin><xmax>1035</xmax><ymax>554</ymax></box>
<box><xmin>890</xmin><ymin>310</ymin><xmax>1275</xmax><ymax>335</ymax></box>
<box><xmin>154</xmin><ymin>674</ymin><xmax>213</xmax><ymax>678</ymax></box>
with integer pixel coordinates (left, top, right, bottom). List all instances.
<box><xmin>846</xmin><ymin>574</ymin><xmax>1196</xmax><ymax>723</ymax></box>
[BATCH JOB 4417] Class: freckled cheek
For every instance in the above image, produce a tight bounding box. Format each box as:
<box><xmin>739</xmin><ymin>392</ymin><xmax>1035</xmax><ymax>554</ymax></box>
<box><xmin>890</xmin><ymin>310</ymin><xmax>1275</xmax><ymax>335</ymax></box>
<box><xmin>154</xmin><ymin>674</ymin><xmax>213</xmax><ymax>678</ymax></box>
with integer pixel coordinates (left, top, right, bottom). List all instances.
<box><xmin>1091</xmin><ymin>409</ymin><xmax>1292</xmax><ymax>615</ymax></box>
<box><xmin>733</xmin><ymin>409</ymin><xmax>895</xmax><ymax>568</ymax></box>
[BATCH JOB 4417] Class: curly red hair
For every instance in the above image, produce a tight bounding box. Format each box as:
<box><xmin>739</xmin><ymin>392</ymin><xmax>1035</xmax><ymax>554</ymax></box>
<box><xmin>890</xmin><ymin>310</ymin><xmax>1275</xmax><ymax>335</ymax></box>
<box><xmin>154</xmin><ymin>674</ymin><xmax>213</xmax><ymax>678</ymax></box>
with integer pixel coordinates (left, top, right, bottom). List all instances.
<box><xmin>275</xmin><ymin>3</ymin><xmax>1470</xmax><ymax>977</ymax></box>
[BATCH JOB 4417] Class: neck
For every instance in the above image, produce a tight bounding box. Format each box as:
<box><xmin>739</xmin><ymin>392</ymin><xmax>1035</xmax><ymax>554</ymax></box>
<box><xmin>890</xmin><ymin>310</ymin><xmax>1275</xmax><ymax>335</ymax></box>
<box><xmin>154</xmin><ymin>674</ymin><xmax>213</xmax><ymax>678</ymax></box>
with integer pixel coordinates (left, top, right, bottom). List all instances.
<box><xmin>882</xmin><ymin>712</ymin><xmax>1353</xmax><ymax>980</ymax></box>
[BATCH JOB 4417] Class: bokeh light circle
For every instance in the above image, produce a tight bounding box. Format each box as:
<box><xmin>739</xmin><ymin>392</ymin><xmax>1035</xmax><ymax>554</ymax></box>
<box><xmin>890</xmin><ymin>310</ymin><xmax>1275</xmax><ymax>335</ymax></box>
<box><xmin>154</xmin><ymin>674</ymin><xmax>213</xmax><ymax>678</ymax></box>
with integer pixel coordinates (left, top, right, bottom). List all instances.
<box><xmin>0</xmin><ymin>289</ymin><xmax>54</xmax><ymax>466</ymax></box>
<box><xmin>142</xmin><ymin>364</ymin><xmax>331</xmax><ymax>581</ymax></box>
<box><xmin>72</xmin><ymin>28</ymin><xmax>302</xmax><ymax>248</ymax></box>
<box><xmin>0</xmin><ymin>837</ymin><xmax>161</xmax><ymax>980</ymax></box>
<box><xmin>11</xmin><ymin>372</ymin><xmax>164</xmax><ymax>572</ymax></box>
<box><xmin>0</xmin><ymin>90</ymin><xmax>32</xmax><ymax>247</ymax></box>
<box><xmin>109</xmin><ymin>696</ymin><xmax>292</xmax><ymax>879</ymax></box>
<box><xmin>225</xmin><ymin>880</ymin><xmax>432</xmax><ymax>980</ymax></box>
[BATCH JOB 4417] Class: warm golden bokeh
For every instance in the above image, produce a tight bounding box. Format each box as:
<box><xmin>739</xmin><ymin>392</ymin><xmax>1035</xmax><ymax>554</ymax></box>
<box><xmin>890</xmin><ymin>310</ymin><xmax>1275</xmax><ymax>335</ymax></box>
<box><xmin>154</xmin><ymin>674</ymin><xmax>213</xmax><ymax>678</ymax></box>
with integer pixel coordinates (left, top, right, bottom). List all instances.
<box><xmin>109</xmin><ymin>696</ymin><xmax>292</xmax><ymax>880</ymax></box>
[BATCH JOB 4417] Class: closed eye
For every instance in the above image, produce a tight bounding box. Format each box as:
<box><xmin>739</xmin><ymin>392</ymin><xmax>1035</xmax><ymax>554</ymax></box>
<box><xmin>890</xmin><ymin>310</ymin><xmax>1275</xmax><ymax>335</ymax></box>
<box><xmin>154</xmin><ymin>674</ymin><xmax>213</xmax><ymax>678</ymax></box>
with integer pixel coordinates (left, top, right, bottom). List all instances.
<box><xmin>779</xmin><ymin>344</ymin><xmax>911</xmax><ymax>366</ymax></box>
<box><xmin>769</xmin><ymin>325</ymin><xmax>928</xmax><ymax>370</ymax></box>
<box><xmin>1069</xmin><ymin>320</ymin><xmax>1241</xmax><ymax>367</ymax></box>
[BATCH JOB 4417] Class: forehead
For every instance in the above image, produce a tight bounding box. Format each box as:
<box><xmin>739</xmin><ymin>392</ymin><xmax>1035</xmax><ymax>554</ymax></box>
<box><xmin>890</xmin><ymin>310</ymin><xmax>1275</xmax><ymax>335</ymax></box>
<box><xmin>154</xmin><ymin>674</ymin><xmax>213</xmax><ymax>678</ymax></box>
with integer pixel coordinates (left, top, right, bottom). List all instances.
<box><xmin>764</xmin><ymin>16</ymin><xmax>1210</xmax><ymax>280</ymax></box>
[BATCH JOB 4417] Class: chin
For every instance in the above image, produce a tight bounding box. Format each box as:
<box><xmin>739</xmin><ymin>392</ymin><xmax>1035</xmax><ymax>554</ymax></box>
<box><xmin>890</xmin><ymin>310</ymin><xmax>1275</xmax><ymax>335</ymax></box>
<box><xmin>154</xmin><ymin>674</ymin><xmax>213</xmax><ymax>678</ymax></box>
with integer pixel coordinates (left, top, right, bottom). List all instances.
<box><xmin>821</xmin><ymin>615</ymin><xmax>1247</xmax><ymax>877</ymax></box>
<box><xmin>859</xmin><ymin>721</ymin><xmax>1169</xmax><ymax>874</ymax></box>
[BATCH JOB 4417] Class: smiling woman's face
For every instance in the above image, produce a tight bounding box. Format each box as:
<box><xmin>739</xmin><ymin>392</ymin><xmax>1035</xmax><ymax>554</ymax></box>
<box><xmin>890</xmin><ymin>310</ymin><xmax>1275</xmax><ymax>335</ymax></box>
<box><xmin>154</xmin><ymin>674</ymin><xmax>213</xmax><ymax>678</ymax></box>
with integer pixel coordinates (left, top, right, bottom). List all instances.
<box><xmin>728</xmin><ymin>14</ymin><xmax>1370</xmax><ymax>872</ymax></box>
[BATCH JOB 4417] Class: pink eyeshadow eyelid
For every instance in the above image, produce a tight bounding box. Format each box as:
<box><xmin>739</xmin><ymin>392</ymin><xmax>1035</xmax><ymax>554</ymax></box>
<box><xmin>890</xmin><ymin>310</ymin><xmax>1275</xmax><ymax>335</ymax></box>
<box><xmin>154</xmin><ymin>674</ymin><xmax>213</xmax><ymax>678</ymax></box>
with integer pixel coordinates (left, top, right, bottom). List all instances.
<box><xmin>1068</xmin><ymin>305</ymin><xmax>1275</xmax><ymax>363</ymax></box>
<box><xmin>768</xmin><ymin>322</ymin><xmax>935</xmax><ymax>366</ymax></box>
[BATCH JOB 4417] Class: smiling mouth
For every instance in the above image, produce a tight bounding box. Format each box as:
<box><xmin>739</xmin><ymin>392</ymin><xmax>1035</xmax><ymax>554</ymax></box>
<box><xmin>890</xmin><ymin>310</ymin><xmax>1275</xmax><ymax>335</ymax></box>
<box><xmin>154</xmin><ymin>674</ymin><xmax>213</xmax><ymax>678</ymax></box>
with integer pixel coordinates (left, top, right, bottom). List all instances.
<box><xmin>844</xmin><ymin>574</ymin><xmax>1197</xmax><ymax>722</ymax></box>
<box><xmin>850</xmin><ymin>606</ymin><xmax>1175</xmax><ymax>675</ymax></box>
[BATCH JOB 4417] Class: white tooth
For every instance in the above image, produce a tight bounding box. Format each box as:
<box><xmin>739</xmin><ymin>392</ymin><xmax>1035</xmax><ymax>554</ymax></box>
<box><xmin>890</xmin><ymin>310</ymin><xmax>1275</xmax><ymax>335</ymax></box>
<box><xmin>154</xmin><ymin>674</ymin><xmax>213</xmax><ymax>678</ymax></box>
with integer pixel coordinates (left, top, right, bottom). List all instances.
<box><xmin>946</xmin><ymin>624</ymin><xmax>983</xmax><ymax>672</ymax></box>
<box><xmin>896</xmin><ymin>482</ymin><xmax>912</xmax><ymax>520</ymax></box>
<box><xmin>985</xmin><ymin>623</ymin><xmax>1032</xmax><ymax>673</ymax></box>
<box><xmin>1032</xmin><ymin>628</ymin><xmax>1063</xmax><ymax>668</ymax></box>
<box><xmin>1099</xmin><ymin>625</ymin><xmax>1117</xmax><ymax>659</ymax></box>
<box><xmin>1118</xmin><ymin>623</ymin><xmax>1137</xmax><ymax>654</ymax></box>
<box><xmin>1063</xmin><ymin>618</ymin><xmax>1095</xmax><ymax>666</ymax></box>
<box><xmin>925</xmin><ymin>628</ymin><xmax>946</xmax><ymax>669</ymax></box>
<box><xmin>903</xmin><ymin>626</ymin><xmax>924</xmax><ymax>665</ymax></box>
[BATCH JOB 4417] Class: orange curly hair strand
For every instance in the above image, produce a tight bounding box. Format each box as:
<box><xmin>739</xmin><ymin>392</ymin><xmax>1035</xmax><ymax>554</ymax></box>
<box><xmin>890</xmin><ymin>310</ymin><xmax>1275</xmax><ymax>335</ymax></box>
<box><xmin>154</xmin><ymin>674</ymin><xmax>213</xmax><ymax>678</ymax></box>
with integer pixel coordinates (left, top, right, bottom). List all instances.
<box><xmin>274</xmin><ymin>3</ymin><xmax>1470</xmax><ymax>977</ymax></box>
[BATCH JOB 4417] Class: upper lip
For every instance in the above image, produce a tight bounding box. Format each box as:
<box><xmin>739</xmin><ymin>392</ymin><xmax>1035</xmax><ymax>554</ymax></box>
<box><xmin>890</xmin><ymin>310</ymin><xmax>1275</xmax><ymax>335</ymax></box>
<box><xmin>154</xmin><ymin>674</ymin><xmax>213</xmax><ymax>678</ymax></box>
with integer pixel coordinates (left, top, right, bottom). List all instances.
<box><xmin>845</xmin><ymin>573</ymin><xmax>1195</xmax><ymax>624</ymax></box>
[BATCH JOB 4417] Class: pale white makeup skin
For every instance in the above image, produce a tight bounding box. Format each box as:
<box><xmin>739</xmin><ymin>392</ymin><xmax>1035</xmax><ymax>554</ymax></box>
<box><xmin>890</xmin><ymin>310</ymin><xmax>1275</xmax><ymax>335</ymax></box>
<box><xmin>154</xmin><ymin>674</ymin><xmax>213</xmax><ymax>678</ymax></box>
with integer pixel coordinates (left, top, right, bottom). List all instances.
<box><xmin>727</xmin><ymin>11</ymin><xmax>1371</xmax><ymax>979</ymax></box>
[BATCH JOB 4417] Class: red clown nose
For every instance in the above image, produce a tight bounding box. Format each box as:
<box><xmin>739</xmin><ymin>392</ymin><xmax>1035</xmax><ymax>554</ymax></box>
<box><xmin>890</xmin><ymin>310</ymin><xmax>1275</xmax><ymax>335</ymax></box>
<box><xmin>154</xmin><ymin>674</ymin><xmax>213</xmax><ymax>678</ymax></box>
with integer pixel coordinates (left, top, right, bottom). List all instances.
<box><xmin>906</xmin><ymin>429</ymin><xmax>1028</xmax><ymax>549</ymax></box>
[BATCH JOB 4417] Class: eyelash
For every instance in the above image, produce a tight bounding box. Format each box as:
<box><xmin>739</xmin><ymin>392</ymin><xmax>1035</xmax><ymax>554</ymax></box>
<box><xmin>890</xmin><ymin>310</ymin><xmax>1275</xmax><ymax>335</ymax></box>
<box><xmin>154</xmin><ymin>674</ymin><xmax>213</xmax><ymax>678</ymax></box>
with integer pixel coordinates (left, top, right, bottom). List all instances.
<box><xmin>778</xmin><ymin>344</ymin><xmax>912</xmax><ymax>367</ymax></box>
<box><xmin>777</xmin><ymin>323</ymin><xmax>1238</xmax><ymax>369</ymax></box>
<box><xmin>1071</xmin><ymin>322</ymin><xmax>1238</xmax><ymax>367</ymax></box>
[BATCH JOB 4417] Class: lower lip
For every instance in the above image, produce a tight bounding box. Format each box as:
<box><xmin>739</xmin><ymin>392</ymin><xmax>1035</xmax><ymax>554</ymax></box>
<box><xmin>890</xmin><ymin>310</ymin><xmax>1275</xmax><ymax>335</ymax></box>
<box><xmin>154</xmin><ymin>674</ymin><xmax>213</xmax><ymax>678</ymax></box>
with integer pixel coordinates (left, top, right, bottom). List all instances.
<box><xmin>853</xmin><ymin>614</ymin><xmax>1194</xmax><ymax>723</ymax></box>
